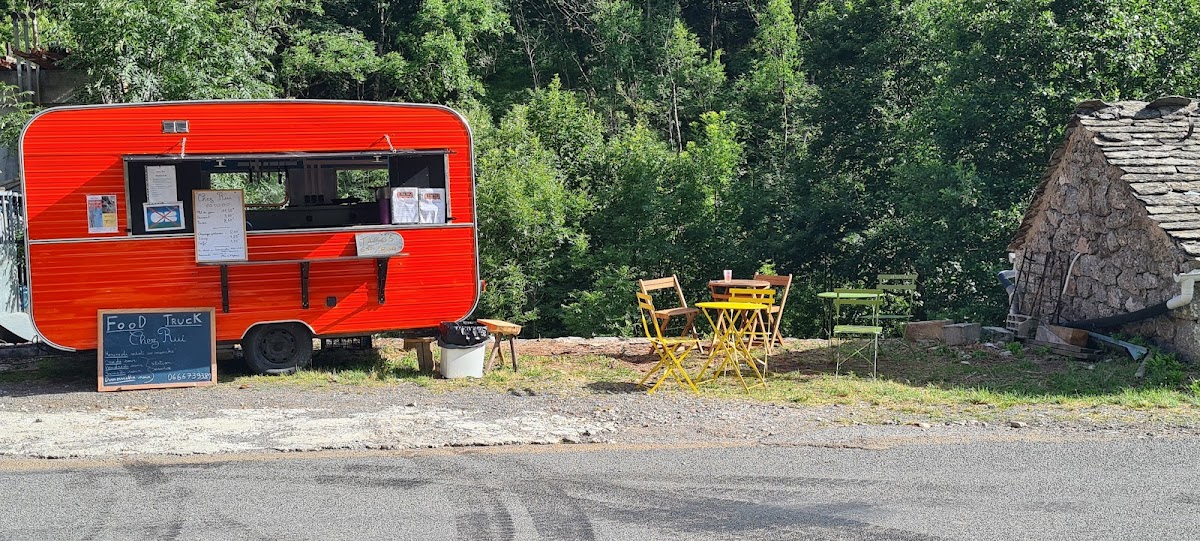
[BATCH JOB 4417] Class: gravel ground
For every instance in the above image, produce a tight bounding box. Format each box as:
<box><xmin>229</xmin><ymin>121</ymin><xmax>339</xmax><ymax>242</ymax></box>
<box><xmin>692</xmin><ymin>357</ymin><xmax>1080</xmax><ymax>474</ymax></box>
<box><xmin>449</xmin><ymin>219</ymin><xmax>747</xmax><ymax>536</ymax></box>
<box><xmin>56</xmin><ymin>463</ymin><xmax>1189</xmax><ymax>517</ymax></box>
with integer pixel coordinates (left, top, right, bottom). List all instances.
<box><xmin>1</xmin><ymin>337</ymin><xmax>1198</xmax><ymax>460</ymax></box>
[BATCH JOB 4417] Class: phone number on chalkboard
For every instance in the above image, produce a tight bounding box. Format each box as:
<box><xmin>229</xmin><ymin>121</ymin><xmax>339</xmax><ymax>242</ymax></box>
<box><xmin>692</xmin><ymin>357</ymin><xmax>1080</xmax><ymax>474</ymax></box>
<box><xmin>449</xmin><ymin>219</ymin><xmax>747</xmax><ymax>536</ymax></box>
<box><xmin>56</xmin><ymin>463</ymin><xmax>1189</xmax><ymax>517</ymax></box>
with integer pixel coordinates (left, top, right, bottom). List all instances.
<box><xmin>166</xmin><ymin>372</ymin><xmax>211</xmax><ymax>382</ymax></box>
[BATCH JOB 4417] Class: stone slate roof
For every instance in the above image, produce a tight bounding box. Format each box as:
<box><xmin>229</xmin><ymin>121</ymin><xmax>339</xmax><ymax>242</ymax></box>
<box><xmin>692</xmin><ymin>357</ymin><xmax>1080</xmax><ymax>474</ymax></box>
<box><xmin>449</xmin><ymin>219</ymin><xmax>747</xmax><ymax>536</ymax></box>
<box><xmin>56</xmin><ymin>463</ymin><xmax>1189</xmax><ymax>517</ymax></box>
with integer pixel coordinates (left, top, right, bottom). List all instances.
<box><xmin>1010</xmin><ymin>96</ymin><xmax>1200</xmax><ymax>256</ymax></box>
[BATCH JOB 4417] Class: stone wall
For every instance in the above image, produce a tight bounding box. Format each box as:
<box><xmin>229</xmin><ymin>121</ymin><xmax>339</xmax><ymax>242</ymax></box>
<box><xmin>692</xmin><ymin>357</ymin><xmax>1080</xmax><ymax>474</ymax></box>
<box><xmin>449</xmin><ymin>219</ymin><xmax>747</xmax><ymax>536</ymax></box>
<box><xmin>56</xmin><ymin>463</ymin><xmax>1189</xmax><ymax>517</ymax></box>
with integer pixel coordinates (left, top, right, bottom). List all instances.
<box><xmin>1014</xmin><ymin>126</ymin><xmax>1200</xmax><ymax>359</ymax></box>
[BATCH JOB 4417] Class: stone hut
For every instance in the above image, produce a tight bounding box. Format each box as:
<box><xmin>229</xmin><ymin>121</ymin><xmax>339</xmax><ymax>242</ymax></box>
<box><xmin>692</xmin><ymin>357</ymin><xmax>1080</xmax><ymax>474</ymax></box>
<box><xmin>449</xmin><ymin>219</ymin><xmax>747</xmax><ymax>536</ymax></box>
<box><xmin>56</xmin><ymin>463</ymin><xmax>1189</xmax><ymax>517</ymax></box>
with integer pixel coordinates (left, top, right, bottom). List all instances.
<box><xmin>1009</xmin><ymin>97</ymin><xmax>1200</xmax><ymax>360</ymax></box>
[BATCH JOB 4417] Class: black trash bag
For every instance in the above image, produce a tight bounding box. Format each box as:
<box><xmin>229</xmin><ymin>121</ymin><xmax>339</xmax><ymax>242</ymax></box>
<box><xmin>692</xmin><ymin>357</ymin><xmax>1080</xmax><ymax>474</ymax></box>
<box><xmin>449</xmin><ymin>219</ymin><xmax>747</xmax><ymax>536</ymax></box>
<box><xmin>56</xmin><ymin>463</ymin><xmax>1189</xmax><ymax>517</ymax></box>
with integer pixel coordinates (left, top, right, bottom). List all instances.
<box><xmin>438</xmin><ymin>320</ymin><xmax>490</xmax><ymax>346</ymax></box>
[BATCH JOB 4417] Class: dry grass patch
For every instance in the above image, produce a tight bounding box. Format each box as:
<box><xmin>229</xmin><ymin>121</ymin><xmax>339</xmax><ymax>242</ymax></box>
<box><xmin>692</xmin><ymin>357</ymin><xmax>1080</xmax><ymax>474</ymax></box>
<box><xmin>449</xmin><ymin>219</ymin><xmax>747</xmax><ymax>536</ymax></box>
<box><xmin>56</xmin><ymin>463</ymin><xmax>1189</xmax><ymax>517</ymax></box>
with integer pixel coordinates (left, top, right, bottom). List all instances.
<box><xmin>5</xmin><ymin>336</ymin><xmax>1200</xmax><ymax>425</ymax></box>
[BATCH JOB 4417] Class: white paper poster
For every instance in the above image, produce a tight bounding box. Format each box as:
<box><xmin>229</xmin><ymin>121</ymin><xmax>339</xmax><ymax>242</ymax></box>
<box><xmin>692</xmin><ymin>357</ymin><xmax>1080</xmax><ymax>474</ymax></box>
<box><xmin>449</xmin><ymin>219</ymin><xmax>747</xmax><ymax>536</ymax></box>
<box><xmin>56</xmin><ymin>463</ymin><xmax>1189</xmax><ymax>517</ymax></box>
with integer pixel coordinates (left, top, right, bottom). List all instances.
<box><xmin>418</xmin><ymin>188</ymin><xmax>446</xmax><ymax>224</ymax></box>
<box><xmin>193</xmin><ymin>190</ymin><xmax>247</xmax><ymax>262</ymax></box>
<box><xmin>390</xmin><ymin>187</ymin><xmax>419</xmax><ymax>224</ymax></box>
<box><xmin>145</xmin><ymin>165</ymin><xmax>178</xmax><ymax>203</ymax></box>
<box><xmin>86</xmin><ymin>194</ymin><xmax>118</xmax><ymax>234</ymax></box>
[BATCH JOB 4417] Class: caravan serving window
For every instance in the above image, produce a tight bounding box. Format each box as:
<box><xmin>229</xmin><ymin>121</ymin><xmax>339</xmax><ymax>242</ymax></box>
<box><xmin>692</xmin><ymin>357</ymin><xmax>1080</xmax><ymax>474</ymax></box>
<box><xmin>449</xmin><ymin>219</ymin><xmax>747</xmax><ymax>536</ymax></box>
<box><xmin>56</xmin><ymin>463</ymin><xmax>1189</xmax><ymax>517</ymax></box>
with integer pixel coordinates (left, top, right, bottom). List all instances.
<box><xmin>125</xmin><ymin>151</ymin><xmax>449</xmax><ymax>235</ymax></box>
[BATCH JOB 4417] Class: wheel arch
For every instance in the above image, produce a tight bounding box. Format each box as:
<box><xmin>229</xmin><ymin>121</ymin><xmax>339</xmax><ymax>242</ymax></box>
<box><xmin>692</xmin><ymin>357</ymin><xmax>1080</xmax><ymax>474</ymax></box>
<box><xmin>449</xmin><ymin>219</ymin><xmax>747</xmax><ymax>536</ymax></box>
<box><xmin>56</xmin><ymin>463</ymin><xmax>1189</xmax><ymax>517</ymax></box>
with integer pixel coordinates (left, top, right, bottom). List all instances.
<box><xmin>238</xmin><ymin>319</ymin><xmax>317</xmax><ymax>341</ymax></box>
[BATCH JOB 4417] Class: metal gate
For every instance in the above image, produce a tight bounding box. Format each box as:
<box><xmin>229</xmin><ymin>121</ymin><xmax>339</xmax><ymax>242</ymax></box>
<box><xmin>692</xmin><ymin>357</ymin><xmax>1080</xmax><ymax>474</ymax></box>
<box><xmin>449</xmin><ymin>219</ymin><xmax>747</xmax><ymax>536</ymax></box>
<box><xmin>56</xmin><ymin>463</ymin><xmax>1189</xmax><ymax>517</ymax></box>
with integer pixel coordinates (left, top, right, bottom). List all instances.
<box><xmin>0</xmin><ymin>190</ymin><xmax>26</xmax><ymax>313</ymax></box>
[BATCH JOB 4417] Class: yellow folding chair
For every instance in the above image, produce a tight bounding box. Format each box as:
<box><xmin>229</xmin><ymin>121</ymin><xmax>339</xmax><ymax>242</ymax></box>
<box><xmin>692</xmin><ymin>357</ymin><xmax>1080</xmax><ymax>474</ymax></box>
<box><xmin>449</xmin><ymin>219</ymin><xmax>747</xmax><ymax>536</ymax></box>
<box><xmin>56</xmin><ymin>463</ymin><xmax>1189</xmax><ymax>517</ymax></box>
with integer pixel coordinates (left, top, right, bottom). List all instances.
<box><xmin>727</xmin><ymin>287</ymin><xmax>775</xmax><ymax>373</ymax></box>
<box><xmin>830</xmin><ymin>288</ymin><xmax>884</xmax><ymax>378</ymax></box>
<box><xmin>635</xmin><ymin>292</ymin><xmax>700</xmax><ymax>394</ymax></box>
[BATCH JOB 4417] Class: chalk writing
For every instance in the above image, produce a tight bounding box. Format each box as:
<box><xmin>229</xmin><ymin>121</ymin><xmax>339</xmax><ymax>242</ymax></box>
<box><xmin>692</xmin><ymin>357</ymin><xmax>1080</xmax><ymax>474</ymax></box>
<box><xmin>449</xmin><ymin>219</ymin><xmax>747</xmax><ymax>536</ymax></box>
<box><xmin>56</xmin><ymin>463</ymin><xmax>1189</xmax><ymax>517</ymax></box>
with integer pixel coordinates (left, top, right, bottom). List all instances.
<box><xmin>98</xmin><ymin>309</ymin><xmax>216</xmax><ymax>392</ymax></box>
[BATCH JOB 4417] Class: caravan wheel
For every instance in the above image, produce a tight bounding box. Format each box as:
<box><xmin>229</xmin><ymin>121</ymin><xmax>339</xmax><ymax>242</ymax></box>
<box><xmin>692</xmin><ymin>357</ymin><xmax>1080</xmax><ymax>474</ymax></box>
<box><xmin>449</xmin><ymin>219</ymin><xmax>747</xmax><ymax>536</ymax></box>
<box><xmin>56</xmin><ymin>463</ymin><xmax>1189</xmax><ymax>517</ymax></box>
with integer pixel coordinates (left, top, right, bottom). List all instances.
<box><xmin>243</xmin><ymin>323</ymin><xmax>313</xmax><ymax>375</ymax></box>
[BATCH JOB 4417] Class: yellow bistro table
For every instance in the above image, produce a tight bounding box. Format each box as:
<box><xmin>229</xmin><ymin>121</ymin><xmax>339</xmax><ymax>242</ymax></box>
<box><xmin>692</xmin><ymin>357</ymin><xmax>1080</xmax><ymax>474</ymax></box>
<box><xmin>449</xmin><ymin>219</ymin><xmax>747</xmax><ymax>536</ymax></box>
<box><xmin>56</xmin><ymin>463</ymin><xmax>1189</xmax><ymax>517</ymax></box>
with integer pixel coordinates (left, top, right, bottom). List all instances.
<box><xmin>694</xmin><ymin>301</ymin><xmax>768</xmax><ymax>390</ymax></box>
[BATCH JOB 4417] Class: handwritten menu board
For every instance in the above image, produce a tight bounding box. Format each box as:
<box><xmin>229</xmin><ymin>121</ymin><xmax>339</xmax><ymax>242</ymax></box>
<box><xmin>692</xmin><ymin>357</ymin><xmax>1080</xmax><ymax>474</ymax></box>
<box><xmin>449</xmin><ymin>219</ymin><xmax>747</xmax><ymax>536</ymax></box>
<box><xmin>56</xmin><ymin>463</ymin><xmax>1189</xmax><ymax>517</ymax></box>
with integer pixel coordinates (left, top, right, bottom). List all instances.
<box><xmin>355</xmin><ymin>231</ymin><xmax>405</xmax><ymax>256</ymax></box>
<box><xmin>193</xmin><ymin>189</ymin><xmax>247</xmax><ymax>262</ymax></box>
<box><xmin>97</xmin><ymin>308</ymin><xmax>217</xmax><ymax>392</ymax></box>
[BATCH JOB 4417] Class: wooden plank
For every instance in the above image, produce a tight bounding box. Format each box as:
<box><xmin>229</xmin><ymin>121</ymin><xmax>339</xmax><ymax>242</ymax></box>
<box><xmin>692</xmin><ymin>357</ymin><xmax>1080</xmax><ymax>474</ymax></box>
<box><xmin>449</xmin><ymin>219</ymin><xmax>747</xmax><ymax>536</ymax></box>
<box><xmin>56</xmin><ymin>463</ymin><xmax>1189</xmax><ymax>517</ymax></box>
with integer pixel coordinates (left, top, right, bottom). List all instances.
<box><xmin>1023</xmin><ymin>339</ymin><xmax>1103</xmax><ymax>360</ymax></box>
<box><xmin>1024</xmin><ymin>338</ymin><xmax>1097</xmax><ymax>353</ymax></box>
<box><xmin>1046</xmin><ymin>325</ymin><xmax>1090</xmax><ymax>347</ymax></box>
<box><xmin>477</xmin><ymin>318</ymin><xmax>522</xmax><ymax>335</ymax></box>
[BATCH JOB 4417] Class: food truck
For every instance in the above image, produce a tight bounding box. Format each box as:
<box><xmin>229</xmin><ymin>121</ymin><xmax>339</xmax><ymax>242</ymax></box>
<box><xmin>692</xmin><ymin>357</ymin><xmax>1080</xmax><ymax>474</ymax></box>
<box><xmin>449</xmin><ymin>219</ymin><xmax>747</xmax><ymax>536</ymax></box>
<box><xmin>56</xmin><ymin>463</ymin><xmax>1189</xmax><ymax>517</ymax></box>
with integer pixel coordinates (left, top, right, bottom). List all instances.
<box><xmin>18</xmin><ymin>100</ymin><xmax>480</xmax><ymax>373</ymax></box>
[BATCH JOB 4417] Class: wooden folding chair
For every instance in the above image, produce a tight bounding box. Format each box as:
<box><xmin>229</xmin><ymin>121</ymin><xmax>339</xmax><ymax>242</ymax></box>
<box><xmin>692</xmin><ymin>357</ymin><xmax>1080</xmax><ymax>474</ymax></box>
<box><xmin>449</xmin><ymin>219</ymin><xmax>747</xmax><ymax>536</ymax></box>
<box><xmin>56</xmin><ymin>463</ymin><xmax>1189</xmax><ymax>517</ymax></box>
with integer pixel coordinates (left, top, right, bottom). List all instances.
<box><xmin>727</xmin><ymin>287</ymin><xmax>775</xmax><ymax>374</ymax></box>
<box><xmin>753</xmin><ymin>273</ymin><xmax>792</xmax><ymax>353</ymax></box>
<box><xmin>638</xmin><ymin>275</ymin><xmax>702</xmax><ymax>353</ymax></box>
<box><xmin>635</xmin><ymin>292</ymin><xmax>700</xmax><ymax>394</ymax></box>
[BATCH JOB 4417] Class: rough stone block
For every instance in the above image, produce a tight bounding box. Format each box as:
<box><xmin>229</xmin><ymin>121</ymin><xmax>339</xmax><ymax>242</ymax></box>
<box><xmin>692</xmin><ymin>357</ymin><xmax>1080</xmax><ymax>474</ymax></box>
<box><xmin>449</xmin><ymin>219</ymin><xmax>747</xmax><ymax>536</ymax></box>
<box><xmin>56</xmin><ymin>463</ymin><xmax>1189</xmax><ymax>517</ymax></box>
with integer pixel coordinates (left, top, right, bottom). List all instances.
<box><xmin>982</xmin><ymin>326</ymin><xmax>1014</xmax><ymax>344</ymax></box>
<box><xmin>1018</xmin><ymin>318</ymin><xmax>1038</xmax><ymax>338</ymax></box>
<box><xmin>943</xmin><ymin>323</ymin><xmax>982</xmax><ymax>346</ymax></box>
<box><xmin>905</xmin><ymin>319</ymin><xmax>952</xmax><ymax>342</ymax></box>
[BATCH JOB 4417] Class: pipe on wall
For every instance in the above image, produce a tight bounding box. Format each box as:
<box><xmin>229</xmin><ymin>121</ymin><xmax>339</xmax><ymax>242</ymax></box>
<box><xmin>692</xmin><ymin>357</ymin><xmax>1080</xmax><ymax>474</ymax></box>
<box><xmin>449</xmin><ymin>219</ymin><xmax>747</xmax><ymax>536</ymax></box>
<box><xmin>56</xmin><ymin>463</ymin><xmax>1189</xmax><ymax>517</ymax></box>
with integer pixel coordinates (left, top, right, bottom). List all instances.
<box><xmin>1063</xmin><ymin>270</ymin><xmax>1200</xmax><ymax>331</ymax></box>
<box><xmin>1166</xmin><ymin>270</ymin><xmax>1200</xmax><ymax>310</ymax></box>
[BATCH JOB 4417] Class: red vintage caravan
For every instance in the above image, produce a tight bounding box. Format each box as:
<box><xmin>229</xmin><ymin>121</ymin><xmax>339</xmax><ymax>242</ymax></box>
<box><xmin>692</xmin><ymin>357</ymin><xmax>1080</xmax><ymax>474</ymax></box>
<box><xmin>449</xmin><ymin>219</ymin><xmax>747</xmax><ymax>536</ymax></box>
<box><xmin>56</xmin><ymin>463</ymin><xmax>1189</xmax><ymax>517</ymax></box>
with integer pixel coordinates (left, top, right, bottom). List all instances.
<box><xmin>20</xmin><ymin>100</ymin><xmax>480</xmax><ymax>373</ymax></box>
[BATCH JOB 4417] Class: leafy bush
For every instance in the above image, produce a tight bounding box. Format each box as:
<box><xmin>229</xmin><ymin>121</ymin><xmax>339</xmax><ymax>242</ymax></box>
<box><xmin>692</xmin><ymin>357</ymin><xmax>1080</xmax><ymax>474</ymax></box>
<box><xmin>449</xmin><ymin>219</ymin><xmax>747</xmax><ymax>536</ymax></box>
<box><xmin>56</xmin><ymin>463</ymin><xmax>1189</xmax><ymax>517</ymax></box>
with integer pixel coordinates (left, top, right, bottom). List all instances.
<box><xmin>560</xmin><ymin>265</ymin><xmax>639</xmax><ymax>338</ymax></box>
<box><xmin>1143</xmin><ymin>350</ymin><xmax>1186</xmax><ymax>389</ymax></box>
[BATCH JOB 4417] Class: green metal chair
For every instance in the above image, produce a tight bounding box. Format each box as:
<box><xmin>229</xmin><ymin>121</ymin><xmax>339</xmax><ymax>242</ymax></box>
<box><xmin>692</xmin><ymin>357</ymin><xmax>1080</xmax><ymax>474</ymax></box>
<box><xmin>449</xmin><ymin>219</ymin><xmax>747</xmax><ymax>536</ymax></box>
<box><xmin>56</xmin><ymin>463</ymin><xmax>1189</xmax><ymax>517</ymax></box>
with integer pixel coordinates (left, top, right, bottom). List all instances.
<box><xmin>876</xmin><ymin>273</ymin><xmax>918</xmax><ymax>335</ymax></box>
<box><xmin>831</xmin><ymin>288</ymin><xmax>884</xmax><ymax>378</ymax></box>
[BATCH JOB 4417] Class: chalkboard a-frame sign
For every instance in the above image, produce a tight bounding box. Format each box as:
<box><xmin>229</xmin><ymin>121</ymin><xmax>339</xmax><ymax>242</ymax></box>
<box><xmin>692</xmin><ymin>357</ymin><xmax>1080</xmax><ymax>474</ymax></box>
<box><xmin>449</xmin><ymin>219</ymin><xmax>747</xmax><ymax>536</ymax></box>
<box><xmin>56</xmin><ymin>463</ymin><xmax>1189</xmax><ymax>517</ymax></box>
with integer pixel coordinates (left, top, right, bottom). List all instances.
<box><xmin>97</xmin><ymin>308</ymin><xmax>217</xmax><ymax>392</ymax></box>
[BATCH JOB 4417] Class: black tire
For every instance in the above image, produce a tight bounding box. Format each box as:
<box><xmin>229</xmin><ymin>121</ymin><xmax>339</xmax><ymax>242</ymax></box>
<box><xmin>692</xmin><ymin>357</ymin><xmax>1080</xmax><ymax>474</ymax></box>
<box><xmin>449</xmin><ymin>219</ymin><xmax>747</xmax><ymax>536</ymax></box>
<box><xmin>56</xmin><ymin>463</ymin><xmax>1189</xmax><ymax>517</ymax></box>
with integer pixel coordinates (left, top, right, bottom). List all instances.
<box><xmin>242</xmin><ymin>323</ymin><xmax>313</xmax><ymax>375</ymax></box>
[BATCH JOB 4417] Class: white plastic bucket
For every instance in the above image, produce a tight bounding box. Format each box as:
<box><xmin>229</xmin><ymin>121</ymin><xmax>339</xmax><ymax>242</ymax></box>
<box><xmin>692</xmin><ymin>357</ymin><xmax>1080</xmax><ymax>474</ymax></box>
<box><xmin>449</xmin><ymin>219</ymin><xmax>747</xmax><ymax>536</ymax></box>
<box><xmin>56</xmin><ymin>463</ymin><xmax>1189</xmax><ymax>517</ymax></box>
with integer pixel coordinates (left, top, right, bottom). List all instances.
<box><xmin>438</xmin><ymin>339</ymin><xmax>487</xmax><ymax>378</ymax></box>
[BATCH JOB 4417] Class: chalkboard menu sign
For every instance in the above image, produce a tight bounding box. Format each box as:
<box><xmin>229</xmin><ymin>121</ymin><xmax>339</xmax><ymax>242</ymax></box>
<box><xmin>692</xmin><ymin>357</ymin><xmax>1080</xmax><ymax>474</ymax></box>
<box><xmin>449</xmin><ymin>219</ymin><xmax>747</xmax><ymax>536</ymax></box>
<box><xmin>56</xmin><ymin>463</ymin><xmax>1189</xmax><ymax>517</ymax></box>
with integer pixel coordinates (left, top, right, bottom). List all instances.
<box><xmin>193</xmin><ymin>189</ymin><xmax>247</xmax><ymax>262</ymax></box>
<box><xmin>97</xmin><ymin>308</ymin><xmax>217</xmax><ymax>392</ymax></box>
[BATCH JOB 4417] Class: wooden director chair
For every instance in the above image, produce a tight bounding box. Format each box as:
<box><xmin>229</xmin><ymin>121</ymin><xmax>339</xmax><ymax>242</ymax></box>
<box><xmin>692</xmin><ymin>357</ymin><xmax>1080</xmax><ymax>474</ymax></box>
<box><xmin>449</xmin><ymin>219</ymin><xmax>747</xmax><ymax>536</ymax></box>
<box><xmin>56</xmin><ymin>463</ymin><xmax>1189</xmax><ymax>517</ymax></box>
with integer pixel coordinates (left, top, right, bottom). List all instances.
<box><xmin>635</xmin><ymin>292</ymin><xmax>700</xmax><ymax>394</ymax></box>
<box><xmin>753</xmin><ymin>273</ymin><xmax>792</xmax><ymax>353</ymax></box>
<box><xmin>638</xmin><ymin>275</ymin><xmax>702</xmax><ymax>353</ymax></box>
<box><xmin>727</xmin><ymin>287</ymin><xmax>775</xmax><ymax>375</ymax></box>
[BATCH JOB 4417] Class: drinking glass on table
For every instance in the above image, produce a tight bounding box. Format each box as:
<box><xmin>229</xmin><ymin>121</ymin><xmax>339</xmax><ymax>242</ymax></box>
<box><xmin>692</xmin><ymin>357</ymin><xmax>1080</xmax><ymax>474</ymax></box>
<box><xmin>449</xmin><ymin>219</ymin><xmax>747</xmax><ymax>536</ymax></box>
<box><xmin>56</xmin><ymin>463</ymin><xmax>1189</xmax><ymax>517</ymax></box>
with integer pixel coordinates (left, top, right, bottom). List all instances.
<box><xmin>723</xmin><ymin>269</ymin><xmax>732</xmax><ymax>282</ymax></box>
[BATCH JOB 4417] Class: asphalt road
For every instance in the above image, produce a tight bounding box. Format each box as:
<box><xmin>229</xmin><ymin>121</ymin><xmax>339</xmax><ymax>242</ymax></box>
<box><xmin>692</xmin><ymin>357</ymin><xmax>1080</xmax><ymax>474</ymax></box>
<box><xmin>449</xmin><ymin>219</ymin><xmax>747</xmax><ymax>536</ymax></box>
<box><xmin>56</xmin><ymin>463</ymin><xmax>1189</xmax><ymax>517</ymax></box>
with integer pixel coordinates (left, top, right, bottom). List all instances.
<box><xmin>2</xmin><ymin>436</ymin><xmax>1197</xmax><ymax>541</ymax></box>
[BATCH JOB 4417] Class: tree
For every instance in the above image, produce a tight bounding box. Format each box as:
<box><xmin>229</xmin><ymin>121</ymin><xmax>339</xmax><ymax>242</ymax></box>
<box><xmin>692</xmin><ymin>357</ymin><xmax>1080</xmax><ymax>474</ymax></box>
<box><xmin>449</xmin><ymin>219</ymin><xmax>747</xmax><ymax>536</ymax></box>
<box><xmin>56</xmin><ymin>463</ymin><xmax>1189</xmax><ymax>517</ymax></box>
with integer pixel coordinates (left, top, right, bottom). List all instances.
<box><xmin>48</xmin><ymin>0</ymin><xmax>279</xmax><ymax>102</ymax></box>
<box><xmin>655</xmin><ymin>19</ymin><xmax>726</xmax><ymax>151</ymax></box>
<box><xmin>280</xmin><ymin>28</ymin><xmax>400</xmax><ymax>99</ymax></box>
<box><xmin>471</xmin><ymin>104</ymin><xmax>589</xmax><ymax>332</ymax></box>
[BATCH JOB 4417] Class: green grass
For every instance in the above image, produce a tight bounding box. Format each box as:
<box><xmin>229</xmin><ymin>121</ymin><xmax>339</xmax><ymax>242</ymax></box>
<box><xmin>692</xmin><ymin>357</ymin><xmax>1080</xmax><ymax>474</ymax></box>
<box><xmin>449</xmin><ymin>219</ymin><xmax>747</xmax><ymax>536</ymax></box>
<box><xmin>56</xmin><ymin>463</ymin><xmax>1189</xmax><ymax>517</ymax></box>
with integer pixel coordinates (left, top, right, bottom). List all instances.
<box><xmin>0</xmin><ymin>353</ymin><xmax>93</xmax><ymax>384</ymax></box>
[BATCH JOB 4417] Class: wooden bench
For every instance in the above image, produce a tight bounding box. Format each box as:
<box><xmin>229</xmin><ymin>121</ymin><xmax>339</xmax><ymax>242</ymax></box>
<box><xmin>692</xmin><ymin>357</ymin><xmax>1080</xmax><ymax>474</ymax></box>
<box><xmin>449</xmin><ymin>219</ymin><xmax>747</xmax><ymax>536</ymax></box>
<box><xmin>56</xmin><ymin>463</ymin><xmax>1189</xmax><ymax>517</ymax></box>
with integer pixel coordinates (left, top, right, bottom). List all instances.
<box><xmin>478</xmin><ymin>318</ymin><xmax>521</xmax><ymax>371</ymax></box>
<box><xmin>404</xmin><ymin>337</ymin><xmax>437</xmax><ymax>374</ymax></box>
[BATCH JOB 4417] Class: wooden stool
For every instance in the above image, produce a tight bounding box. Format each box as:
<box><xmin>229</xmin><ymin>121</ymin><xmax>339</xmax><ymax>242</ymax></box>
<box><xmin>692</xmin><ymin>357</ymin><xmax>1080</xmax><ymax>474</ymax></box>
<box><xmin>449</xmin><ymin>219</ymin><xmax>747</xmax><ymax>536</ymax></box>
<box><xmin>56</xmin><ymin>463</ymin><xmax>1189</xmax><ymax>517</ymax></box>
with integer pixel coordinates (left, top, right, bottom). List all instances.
<box><xmin>404</xmin><ymin>337</ymin><xmax>437</xmax><ymax>374</ymax></box>
<box><xmin>478</xmin><ymin>319</ymin><xmax>521</xmax><ymax>371</ymax></box>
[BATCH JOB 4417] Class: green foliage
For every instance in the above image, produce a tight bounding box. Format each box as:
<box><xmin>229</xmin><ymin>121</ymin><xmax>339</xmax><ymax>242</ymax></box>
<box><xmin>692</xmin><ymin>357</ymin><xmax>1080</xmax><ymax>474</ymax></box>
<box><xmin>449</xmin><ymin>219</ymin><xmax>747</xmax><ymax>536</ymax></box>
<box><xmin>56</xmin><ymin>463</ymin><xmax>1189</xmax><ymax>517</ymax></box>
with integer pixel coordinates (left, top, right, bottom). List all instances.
<box><xmin>28</xmin><ymin>0</ymin><xmax>1200</xmax><ymax>341</ymax></box>
<box><xmin>48</xmin><ymin>0</ymin><xmax>280</xmax><ymax>101</ymax></box>
<box><xmin>522</xmin><ymin>78</ymin><xmax>607</xmax><ymax>186</ymax></box>
<box><xmin>398</xmin><ymin>0</ymin><xmax>510</xmax><ymax>102</ymax></box>
<box><xmin>1143</xmin><ymin>350</ymin><xmax>1186</xmax><ymax>389</ymax></box>
<box><xmin>560</xmin><ymin>265</ymin><xmax>639</xmax><ymax>337</ymax></box>
<box><xmin>281</xmin><ymin>28</ymin><xmax>398</xmax><ymax>99</ymax></box>
<box><xmin>0</xmin><ymin>84</ymin><xmax>37</xmax><ymax>150</ymax></box>
<box><xmin>471</xmin><ymin>104</ymin><xmax>589</xmax><ymax>332</ymax></box>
